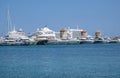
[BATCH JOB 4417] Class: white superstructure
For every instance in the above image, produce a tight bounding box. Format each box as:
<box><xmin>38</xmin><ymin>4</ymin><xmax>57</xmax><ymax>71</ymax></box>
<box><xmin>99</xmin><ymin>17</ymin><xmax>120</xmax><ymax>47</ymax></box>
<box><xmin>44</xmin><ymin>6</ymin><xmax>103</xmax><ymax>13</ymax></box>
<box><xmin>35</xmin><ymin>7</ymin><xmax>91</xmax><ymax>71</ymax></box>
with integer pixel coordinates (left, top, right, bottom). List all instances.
<box><xmin>32</xmin><ymin>26</ymin><xmax>56</xmax><ymax>41</ymax></box>
<box><xmin>5</xmin><ymin>27</ymin><xmax>29</xmax><ymax>40</ymax></box>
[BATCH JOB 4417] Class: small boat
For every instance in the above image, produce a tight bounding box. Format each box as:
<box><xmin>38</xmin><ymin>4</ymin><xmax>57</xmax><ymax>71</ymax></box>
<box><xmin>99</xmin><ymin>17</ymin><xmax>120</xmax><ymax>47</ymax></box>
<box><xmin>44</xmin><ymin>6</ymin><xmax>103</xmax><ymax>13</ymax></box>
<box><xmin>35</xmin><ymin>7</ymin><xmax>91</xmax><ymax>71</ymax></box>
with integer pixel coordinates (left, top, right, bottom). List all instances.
<box><xmin>109</xmin><ymin>40</ymin><xmax>119</xmax><ymax>43</ymax></box>
<box><xmin>79</xmin><ymin>37</ymin><xmax>94</xmax><ymax>44</ymax></box>
<box><xmin>94</xmin><ymin>38</ymin><xmax>105</xmax><ymax>44</ymax></box>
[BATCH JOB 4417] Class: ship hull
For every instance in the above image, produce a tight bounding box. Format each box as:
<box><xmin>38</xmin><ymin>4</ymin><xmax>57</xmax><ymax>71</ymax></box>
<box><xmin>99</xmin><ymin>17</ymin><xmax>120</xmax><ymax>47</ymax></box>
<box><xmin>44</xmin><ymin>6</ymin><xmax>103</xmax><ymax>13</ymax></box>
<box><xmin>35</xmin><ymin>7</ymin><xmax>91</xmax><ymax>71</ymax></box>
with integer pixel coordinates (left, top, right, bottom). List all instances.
<box><xmin>36</xmin><ymin>39</ymin><xmax>80</xmax><ymax>45</ymax></box>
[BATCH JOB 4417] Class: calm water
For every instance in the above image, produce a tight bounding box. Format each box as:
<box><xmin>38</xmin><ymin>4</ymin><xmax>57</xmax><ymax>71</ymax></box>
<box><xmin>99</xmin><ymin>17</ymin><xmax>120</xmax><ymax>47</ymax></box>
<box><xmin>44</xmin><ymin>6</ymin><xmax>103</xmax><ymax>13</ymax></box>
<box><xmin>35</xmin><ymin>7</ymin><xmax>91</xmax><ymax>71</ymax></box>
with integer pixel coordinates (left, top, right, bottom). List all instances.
<box><xmin>0</xmin><ymin>44</ymin><xmax>120</xmax><ymax>78</ymax></box>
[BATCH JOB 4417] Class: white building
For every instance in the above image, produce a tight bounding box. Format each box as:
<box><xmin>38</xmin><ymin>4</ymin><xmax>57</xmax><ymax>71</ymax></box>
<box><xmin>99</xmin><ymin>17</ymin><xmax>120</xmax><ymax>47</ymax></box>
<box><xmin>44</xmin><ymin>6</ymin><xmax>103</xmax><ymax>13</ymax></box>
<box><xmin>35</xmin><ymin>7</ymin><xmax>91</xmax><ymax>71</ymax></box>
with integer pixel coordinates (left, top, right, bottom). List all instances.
<box><xmin>67</xmin><ymin>28</ymin><xmax>83</xmax><ymax>39</ymax></box>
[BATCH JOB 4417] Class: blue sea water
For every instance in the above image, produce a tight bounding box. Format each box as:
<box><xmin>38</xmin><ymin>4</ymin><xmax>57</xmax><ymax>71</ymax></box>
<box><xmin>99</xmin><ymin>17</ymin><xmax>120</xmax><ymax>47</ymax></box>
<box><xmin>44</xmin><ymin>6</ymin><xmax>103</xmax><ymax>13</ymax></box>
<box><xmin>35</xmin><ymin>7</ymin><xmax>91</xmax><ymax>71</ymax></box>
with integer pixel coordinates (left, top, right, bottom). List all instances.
<box><xmin>0</xmin><ymin>44</ymin><xmax>120</xmax><ymax>78</ymax></box>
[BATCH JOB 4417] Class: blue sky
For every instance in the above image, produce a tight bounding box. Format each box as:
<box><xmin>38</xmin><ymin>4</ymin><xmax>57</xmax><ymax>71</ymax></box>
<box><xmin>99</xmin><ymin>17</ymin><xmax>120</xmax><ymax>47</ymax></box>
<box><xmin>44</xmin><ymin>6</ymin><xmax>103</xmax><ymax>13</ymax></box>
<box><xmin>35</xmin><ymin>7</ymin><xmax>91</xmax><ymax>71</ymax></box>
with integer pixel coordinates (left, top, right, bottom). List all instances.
<box><xmin>0</xmin><ymin>0</ymin><xmax>120</xmax><ymax>37</ymax></box>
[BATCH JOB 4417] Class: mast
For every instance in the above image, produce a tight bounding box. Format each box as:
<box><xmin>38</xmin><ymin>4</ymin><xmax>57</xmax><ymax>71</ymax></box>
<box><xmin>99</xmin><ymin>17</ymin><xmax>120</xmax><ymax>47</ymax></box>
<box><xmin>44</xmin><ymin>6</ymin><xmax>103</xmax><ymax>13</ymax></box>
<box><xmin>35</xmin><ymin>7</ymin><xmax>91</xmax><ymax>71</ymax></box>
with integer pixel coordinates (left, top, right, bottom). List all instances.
<box><xmin>13</xmin><ymin>25</ymin><xmax>16</xmax><ymax>32</ymax></box>
<box><xmin>7</xmin><ymin>8</ymin><xmax>12</xmax><ymax>33</ymax></box>
<box><xmin>7</xmin><ymin>9</ymin><xmax>9</xmax><ymax>33</ymax></box>
<box><xmin>77</xmin><ymin>25</ymin><xmax>79</xmax><ymax>30</ymax></box>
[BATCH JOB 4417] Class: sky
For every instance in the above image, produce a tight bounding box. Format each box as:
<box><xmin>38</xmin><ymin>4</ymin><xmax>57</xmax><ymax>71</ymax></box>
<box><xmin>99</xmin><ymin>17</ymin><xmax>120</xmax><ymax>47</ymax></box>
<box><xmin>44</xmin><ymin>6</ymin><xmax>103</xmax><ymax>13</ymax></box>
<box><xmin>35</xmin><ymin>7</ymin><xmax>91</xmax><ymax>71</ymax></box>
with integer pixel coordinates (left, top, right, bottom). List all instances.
<box><xmin>0</xmin><ymin>0</ymin><xmax>120</xmax><ymax>37</ymax></box>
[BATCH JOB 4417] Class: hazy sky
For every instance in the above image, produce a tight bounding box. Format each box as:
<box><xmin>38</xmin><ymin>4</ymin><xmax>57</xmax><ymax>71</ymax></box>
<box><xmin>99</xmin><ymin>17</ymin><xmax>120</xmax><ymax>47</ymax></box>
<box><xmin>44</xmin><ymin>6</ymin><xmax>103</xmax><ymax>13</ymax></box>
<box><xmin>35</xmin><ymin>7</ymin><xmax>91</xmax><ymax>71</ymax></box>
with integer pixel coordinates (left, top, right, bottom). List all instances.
<box><xmin>0</xmin><ymin>0</ymin><xmax>120</xmax><ymax>37</ymax></box>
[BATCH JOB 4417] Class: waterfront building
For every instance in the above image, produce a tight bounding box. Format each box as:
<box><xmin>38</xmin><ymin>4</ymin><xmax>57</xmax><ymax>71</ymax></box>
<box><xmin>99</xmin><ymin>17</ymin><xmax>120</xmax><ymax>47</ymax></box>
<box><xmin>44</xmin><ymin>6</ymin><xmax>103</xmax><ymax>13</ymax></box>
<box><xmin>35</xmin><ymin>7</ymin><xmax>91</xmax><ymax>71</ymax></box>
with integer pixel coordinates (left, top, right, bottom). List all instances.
<box><xmin>55</xmin><ymin>32</ymin><xmax>60</xmax><ymax>39</ymax></box>
<box><xmin>67</xmin><ymin>28</ymin><xmax>82</xmax><ymax>39</ymax></box>
<box><xmin>60</xmin><ymin>28</ymin><xmax>68</xmax><ymax>40</ymax></box>
<box><xmin>94</xmin><ymin>31</ymin><xmax>107</xmax><ymax>43</ymax></box>
<box><xmin>0</xmin><ymin>37</ymin><xmax>4</xmax><ymax>44</ymax></box>
<box><xmin>95</xmin><ymin>31</ymin><xmax>101</xmax><ymax>38</ymax></box>
<box><xmin>79</xmin><ymin>30</ymin><xmax>94</xmax><ymax>44</ymax></box>
<box><xmin>80</xmin><ymin>30</ymin><xmax>88</xmax><ymax>39</ymax></box>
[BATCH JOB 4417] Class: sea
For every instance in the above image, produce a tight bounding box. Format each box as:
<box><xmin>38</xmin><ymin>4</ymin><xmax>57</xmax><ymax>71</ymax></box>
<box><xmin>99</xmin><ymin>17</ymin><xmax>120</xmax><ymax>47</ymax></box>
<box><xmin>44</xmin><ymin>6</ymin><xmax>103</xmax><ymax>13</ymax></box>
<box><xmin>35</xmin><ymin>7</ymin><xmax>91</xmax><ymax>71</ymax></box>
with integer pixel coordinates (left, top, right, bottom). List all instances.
<box><xmin>0</xmin><ymin>43</ymin><xmax>120</xmax><ymax>78</ymax></box>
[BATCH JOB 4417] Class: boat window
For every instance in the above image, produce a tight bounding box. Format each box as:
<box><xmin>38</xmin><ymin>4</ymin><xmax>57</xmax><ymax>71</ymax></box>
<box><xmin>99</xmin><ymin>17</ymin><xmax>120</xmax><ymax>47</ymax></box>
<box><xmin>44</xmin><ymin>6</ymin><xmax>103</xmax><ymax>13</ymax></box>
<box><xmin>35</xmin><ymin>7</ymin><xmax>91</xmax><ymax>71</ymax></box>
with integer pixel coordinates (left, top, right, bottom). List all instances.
<box><xmin>45</xmin><ymin>32</ymin><xmax>53</xmax><ymax>34</ymax></box>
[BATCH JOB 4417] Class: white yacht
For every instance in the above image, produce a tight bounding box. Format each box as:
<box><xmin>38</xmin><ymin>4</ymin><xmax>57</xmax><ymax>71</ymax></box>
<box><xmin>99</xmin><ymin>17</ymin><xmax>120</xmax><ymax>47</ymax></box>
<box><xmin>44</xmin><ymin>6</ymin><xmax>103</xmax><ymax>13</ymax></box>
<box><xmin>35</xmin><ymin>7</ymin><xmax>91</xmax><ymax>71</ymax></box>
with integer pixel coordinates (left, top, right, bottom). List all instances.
<box><xmin>5</xmin><ymin>27</ymin><xmax>29</xmax><ymax>40</ymax></box>
<box><xmin>79</xmin><ymin>36</ymin><xmax>94</xmax><ymax>44</ymax></box>
<box><xmin>0</xmin><ymin>9</ymin><xmax>30</xmax><ymax>45</ymax></box>
<box><xmin>2</xmin><ymin>27</ymin><xmax>30</xmax><ymax>45</ymax></box>
<box><xmin>31</xmin><ymin>26</ymin><xmax>56</xmax><ymax>40</ymax></box>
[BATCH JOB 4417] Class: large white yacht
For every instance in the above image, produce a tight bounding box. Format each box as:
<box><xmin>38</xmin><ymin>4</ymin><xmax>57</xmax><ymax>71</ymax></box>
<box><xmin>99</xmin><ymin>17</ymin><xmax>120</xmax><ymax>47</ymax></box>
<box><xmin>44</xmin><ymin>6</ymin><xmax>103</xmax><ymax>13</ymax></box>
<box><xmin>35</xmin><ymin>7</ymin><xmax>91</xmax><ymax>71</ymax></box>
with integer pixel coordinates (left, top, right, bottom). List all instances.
<box><xmin>32</xmin><ymin>26</ymin><xmax>56</xmax><ymax>41</ymax></box>
<box><xmin>5</xmin><ymin>27</ymin><xmax>29</xmax><ymax>40</ymax></box>
<box><xmin>0</xmin><ymin>9</ymin><xmax>30</xmax><ymax>45</ymax></box>
<box><xmin>2</xmin><ymin>27</ymin><xmax>30</xmax><ymax>45</ymax></box>
<box><xmin>29</xmin><ymin>26</ymin><xmax>56</xmax><ymax>45</ymax></box>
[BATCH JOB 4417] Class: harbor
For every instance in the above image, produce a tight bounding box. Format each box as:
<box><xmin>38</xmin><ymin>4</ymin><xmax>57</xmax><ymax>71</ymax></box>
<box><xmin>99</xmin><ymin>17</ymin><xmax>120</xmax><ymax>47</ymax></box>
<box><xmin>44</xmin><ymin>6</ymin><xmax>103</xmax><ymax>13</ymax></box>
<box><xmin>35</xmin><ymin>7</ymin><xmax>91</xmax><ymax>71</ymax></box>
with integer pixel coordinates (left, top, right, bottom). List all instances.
<box><xmin>0</xmin><ymin>9</ymin><xmax>120</xmax><ymax>46</ymax></box>
<box><xmin>0</xmin><ymin>26</ymin><xmax>120</xmax><ymax>46</ymax></box>
<box><xmin>1</xmin><ymin>1</ymin><xmax>120</xmax><ymax>78</ymax></box>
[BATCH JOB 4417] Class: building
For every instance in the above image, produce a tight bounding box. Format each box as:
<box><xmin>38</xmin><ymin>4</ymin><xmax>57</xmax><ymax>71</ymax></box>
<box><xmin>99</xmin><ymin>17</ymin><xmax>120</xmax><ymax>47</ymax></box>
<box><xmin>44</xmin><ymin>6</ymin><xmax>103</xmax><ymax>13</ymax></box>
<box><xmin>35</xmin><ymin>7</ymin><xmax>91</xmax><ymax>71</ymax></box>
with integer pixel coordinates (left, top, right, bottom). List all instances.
<box><xmin>55</xmin><ymin>32</ymin><xmax>60</xmax><ymax>39</ymax></box>
<box><xmin>95</xmin><ymin>31</ymin><xmax>101</xmax><ymax>38</ymax></box>
<box><xmin>60</xmin><ymin>28</ymin><xmax>68</xmax><ymax>40</ymax></box>
<box><xmin>67</xmin><ymin>28</ymin><xmax>84</xmax><ymax>39</ymax></box>
<box><xmin>81</xmin><ymin>30</ymin><xmax>88</xmax><ymax>39</ymax></box>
